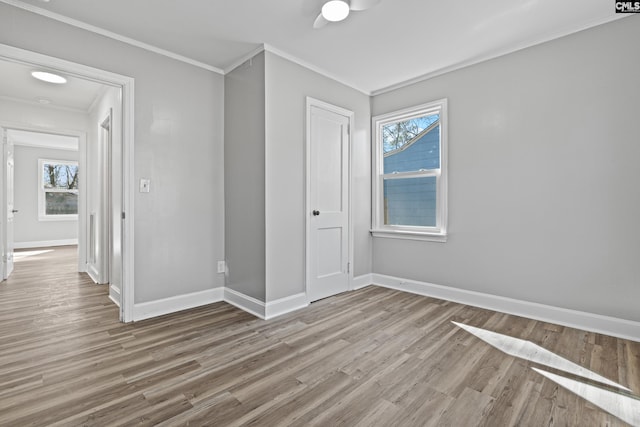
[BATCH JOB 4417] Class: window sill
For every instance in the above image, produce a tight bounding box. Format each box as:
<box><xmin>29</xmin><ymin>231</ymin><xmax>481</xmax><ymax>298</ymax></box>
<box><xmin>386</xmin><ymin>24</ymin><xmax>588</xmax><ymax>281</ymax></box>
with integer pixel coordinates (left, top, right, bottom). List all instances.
<box><xmin>39</xmin><ymin>215</ymin><xmax>78</xmax><ymax>222</ymax></box>
<box><xmin>370</xmin><ymin>229</ymin><xmax>447</xmax><ymax>243</ymax></box>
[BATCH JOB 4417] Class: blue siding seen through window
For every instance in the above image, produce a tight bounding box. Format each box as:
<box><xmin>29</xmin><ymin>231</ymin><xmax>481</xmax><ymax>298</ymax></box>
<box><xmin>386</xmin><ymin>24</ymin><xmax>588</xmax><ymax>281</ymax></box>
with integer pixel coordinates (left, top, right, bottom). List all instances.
<box><xmin>384</xmin><ymin>177</ymin><xmax>436</xmax><ymax>227</ymax></box>
<box><xmin>383</xmin><ymin>123</ymin><xmax>440</xmax><ymax>226</ymax></box>
<box><xmin>383</xmin><ymin>122</ymin><xmax>439</xmax><ymax>174</ymax></box>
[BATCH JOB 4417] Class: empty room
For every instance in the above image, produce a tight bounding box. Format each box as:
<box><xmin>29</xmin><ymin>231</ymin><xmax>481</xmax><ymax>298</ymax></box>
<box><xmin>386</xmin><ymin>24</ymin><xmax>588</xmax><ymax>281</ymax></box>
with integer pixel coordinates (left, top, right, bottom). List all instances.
<box><xmin>0</xmin><ymin>0</ymin><xmax>638</xmax><ymax>425</ymax></box>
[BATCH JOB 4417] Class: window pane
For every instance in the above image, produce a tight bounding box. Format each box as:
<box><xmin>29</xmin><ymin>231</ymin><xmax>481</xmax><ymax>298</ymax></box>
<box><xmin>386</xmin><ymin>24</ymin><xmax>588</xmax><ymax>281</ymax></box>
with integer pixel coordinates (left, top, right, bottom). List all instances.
<box><xmin>43</xmin><ymin>163</ymin><xmax>79</xmax><ymax>190</ymax></box>
<box><xmin>383</xmin><ymin>114</ymin><xmax>439</xmax><ymax>174</ymax></box>
<box><xmin>45</xmin><ymin>192</ymin><xmax>78</xmax><ymax>215</ymax></box>
<box><xmin>384</xmin><ymin>177</ymin><xmax>436</xmax><ymax>227</ymax></box>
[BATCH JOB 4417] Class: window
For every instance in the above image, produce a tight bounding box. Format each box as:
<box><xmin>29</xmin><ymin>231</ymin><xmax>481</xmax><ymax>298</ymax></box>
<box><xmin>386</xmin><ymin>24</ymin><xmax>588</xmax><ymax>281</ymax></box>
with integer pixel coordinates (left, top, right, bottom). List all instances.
<box><xmin>372</xmin><ymin>99</ymin><xmax>448</xmax><ymax>241</ymax></box>
<box><xmin>38</xmin><ymin>159</ymin><xmax>79</xmax><ymax>220</ymax></box>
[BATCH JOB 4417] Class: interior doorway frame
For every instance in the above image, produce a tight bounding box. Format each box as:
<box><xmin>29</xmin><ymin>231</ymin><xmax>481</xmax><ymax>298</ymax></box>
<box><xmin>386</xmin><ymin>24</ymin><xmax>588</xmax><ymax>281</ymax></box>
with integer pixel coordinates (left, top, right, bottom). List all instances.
<box><xmin>1</xmin><ymin>125</ymin><xmax>85</xmax><ymax>262</ymax></box>
<box><xmin>0</xmin><ymin>43</ymin><xmax>135</xmax><ymax>322</ymax></box>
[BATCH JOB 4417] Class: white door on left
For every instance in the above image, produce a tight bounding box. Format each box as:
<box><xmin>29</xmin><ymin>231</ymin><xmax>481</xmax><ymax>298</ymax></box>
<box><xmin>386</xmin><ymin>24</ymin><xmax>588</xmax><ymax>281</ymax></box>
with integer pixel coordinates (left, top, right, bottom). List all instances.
<box><xmin>2</xmin><ymin>128</ymin><xmax>15</xmax><ymax>279</ymax></box>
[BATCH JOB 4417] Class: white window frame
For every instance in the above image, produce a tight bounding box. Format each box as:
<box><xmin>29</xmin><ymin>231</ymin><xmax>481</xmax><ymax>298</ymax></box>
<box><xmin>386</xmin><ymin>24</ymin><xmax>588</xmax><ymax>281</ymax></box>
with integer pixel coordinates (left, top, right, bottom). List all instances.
<box><xmin>371</xmin><ymin>98</ymin><xmax>448</xmax><ymax>242</ymax></box>
<box><xmin>38</xmin><ymin>158</ymin><xmax>79</xmax><ymax>221</ymax></box>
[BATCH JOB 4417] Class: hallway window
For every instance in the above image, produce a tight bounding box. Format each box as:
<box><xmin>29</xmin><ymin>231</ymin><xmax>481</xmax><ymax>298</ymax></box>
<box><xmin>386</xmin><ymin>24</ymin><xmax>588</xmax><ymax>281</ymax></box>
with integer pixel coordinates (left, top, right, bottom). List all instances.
<box><xmin>38</xmin><ymin>159</ymin><xmax>78</xmax><ymax>220</ymax></box>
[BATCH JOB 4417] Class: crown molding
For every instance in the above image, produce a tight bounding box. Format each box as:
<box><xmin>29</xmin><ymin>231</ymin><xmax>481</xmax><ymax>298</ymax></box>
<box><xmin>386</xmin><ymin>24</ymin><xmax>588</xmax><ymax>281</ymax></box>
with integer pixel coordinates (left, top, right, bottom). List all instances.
<box><xmin>263</xmin><ymin>44</ymin><xmax>371</xmax><ymax>96</ymax></box>
<box><xmin>223</xmin><ymin>45</ymin><xmax>266</xmax><ymax>75</ymax></box>
<box><xmin>0</xmin><ymin>0</ymin><xmax>224</xmax><ymax>75</ymax></box>
<box><xmin>371</xmin><ymin>14</ymin><xmax>628</xmax><ymax>96</ymax></box>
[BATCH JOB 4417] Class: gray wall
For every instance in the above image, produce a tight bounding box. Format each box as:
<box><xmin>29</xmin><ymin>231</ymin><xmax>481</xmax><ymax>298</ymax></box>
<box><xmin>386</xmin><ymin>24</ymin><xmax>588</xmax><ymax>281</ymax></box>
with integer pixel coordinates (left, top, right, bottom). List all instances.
<box><xmin>0</xmin><ymin>3</ymin><xmax>225</xmax><ymax>303</ymax></box>
<box><xmin>264</xmin><ymin>51</ymin><xmax>371</xmax><ymax>301</ymax></box>
<box><xmin>14</xmin><ymin>145</ymin><xmax>78</xmax><ymax>244</ymax></box>
<box><xmin>371</xmin><ymin>16</ymin><xmax>640</xmax><ymax>322</ymax></box>
<box><xmin>224</xmin><ymin>52</ymin><xmax>266</xmax><ymax>301</ymax></box>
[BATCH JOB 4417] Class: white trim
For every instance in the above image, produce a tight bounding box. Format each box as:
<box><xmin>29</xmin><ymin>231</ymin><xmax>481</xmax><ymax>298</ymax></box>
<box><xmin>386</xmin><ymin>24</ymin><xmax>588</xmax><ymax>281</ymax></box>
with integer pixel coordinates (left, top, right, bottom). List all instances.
<box><xmin>370</xmin><ymin>229</ymin><xmax>447</xmax><ymax>242</ymax></box>
<box><xmin>132</xmin><ymin>288</ymin><xmax>224</xmax><ymax>322</ymax></box>
<box><xmin>120</xmin><ymin>70</ymin><xmax>135</xmax><ymax>323</ymax></box>
<box><xmin>223</xmin><ymin>45</ymin><xmax>266</xmax><ymax>74</ymax></box>
<box><xmin>264</xmin><ymin>44</ymin><xmax>370</xmax><ymax>96</ymax></box>
<box><xmin>223</xmin><ymin>288</ymin><xmax>265</xmax><ymax>319</ymax></box>
<box><xmin>352</xmin><ymin>274</ymin><xmax>373</xmax><ymax>290</ymax></box>
<box><xmin>109</xmin><ymin>285</ymin><xmax>121</xmax><ymax>307</ymax></box>
<box><xmin>130</xmin><ymin>288</ymin><xmax>309</xmax><ymax>322</ymax></box>
<box><xmin>0</xmin><ymin>43</ymin><xmax>136</xmax><ymax>323</ymax></box>
<box><xmin>87</xmin><ymin>264</ymin><xmax>100</xmax><ymax>284</ymax></box>
<box><xmin>0</xmin><ymin>0</ymin><xmax>223</xmax><ymax>74</ymax></box>
<box><xmin>371</xmin><ymin>274</ymin><xmax>640</xmax><ymax>343</ymax></box>
<box><xmin>265</xmin><ymin>293</ymin><xmax>308</xmax><ymax>319</ymax></box>
<box><xmin>14</xmin><ymin>238</ymin><xmax>77</xmax><ymax>249</ymax></box>
<box><xmin>11</xmin><ymin>136</ymin><xmax>79</xmax><ymax>151</ymax></box>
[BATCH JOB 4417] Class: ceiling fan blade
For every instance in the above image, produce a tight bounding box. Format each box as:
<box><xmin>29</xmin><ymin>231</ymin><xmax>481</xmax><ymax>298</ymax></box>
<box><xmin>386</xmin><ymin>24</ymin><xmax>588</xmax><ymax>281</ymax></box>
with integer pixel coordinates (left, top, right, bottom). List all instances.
<box><xmin>313</xmin><ymin>13</ymin><xmax>329</xmax><ymax>29</ymax></box>
<box><xmin>349</xmin><ymin>0</ymin><xmax>381</xmax><ymax>11</ymax></box>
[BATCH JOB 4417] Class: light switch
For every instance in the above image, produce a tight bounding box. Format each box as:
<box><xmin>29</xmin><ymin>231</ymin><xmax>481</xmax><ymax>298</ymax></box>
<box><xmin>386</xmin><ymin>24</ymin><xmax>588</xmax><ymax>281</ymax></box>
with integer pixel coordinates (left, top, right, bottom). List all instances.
<box><xmin>139</xmin><ymin>178</ymin><xmax>151</xmax><ymax>193</ymax></box>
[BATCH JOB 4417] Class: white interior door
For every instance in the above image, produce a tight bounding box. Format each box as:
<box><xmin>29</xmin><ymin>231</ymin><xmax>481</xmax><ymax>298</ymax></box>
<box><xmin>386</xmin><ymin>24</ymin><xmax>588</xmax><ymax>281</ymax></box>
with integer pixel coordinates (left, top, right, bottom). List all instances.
<box><xmin>3</xmin><ymin>129</ymin><xmax>15</xmax><ymax>279</ymax></box>
<box><xmin>307</xmin><ymin>99</ymin><xmax>351</xmax><ymax>302</ymax></box>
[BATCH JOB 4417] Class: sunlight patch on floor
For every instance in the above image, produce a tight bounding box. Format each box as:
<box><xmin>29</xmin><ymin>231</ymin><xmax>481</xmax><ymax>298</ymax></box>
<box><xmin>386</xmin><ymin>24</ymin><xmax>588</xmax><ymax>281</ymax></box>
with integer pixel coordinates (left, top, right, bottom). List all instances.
<box><xmin>14</xmin><ymin>249</ymin><xmax>54</xmax><ymax>261</ymax></box>
<box><xmin>453</xmin><ymin>321</ymin><xmax>640</xmax><ymax>426</ymax></box>
<box><xmin>452</xmin><ymin>321</ymin><xmax>629</xmax><ymax>390</ymax></box>
<box><xmin>533</xmin><ymin>368</ymin><xmax>640</xmax><ymax>427</ymax></box>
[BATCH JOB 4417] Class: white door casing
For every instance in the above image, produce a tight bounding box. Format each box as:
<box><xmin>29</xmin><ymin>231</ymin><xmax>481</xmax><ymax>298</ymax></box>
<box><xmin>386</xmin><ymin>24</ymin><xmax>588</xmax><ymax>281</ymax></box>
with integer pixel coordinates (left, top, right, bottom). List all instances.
<box><xmin>0</xmin><ymin>43</ymin><xmax>135</xmax><ymax>322</ymax></box>
<box><xmin>306</xmin><ymin>98</ymin><xmax>353</xmax><ymax>302</ymax></box>
<box><xmin>2</xmin><ymin>128</ymin><xmax>14</xmax><ymax>279</ymax></box>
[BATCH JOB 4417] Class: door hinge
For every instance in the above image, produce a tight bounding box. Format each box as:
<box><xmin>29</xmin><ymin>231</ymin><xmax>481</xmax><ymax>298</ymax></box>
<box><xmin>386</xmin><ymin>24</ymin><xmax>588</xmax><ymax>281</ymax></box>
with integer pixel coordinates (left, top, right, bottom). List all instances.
<box><xmin>121</xmin><ymin>212</ymin><xmax>126</xmax><ymax>220</ymax></box>
<box><xmin>347</xmin><ymin>262</ymin><xmax>350</xmax><ymax>273</ymax></box>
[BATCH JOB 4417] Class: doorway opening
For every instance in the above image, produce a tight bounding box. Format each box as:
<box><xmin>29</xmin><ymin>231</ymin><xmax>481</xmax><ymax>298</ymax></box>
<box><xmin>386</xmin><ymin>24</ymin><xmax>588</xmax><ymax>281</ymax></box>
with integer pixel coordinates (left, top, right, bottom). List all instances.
<box><xmin>0</xmin><ymin>43</ymin><xmax>135</xmax><ymax>322</ymax></box>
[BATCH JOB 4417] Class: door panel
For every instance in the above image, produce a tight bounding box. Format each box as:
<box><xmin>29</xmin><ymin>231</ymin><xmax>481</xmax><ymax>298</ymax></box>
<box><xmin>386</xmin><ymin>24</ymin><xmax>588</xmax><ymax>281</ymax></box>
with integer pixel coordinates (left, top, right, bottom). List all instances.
<box><xmin>307</xmin><ymin>102</ymin><xmax>350</xmax><ymax>302</ymax></box>
<box><xmin>316</xmin><ymin>227</ymin><xmax>342</xmax><ymax>277</ymax></box>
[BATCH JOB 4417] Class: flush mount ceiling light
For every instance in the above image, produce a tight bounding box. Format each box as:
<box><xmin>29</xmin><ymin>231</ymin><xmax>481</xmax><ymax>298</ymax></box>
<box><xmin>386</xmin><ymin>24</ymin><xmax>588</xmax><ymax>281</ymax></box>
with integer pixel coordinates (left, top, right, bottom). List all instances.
<box><xmin>31</xmin><ymin>71</ymin><xmax>67</xmax><ymax>84</ymax></box>
<box><xmin>314</xmin><ymin>0</ymin><xmax>381</xmax><ymax>29</ymax></box>
<box><xmin>322</xmin><ymin>0</ymin><xmax>350</xmax><ymax>22</ymax></box>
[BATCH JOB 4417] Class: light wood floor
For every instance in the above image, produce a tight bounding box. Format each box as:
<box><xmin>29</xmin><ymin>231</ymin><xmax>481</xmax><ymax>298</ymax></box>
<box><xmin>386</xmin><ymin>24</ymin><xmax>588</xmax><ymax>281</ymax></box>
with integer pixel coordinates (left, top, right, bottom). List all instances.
<box><xmin>1</xmin><ymin>246</ymin><xmax>639</xmax><ymax>426</ymax></box>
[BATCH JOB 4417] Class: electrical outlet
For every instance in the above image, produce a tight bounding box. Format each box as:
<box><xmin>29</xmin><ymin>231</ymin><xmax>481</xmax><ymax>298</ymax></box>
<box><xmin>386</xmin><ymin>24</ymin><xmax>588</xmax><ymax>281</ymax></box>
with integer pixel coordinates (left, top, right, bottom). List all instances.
<box><xmin>217</xmin><ymin>261</ymin><xmax>226</xmax><ymax>274</ymax></box>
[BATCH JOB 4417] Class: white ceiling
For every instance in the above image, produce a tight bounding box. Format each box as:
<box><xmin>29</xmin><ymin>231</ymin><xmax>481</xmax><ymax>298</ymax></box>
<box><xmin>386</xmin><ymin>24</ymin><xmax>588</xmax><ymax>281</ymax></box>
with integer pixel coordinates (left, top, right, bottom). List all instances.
<box><xmin>2</xmin><ymin>0</ymin><xmax>627</xmax><ymax>94</ymax></box>
<box><xmin>0</xmin><ymin>59</ymin><xmax>105</xmax><ymax>111</ymax></box>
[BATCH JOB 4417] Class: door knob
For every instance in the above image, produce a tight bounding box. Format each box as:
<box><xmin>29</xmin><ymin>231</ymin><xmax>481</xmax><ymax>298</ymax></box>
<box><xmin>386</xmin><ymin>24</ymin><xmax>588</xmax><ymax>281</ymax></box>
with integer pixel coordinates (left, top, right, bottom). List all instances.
<box><xmin>312</xmin><ymin>210</ymin><xmax>320</xmax><ymax>216</ymax></box>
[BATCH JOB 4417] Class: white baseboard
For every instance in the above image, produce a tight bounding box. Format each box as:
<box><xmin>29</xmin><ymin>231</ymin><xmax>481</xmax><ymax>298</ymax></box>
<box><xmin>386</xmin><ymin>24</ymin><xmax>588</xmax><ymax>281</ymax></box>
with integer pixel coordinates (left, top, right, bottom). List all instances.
<box><xmin>109</xmin><ymin>285</ymin><xmax>121</xmax><ymax>307</ymax></box>
<box><xmin>222</xmin><ymin>289</ymin><xmax>308</xmax><ymax>320</ymax></box>
<box><xmin>87</xmin><ymin>265</ymin><xmax>100</xmax><ymax>284</ymax></box>
<box><xmin>371</xmin><ymin>274</ymin><xmax>640</xmax><ymax>343</ymax></box>
<box><xmin>224</xmin><ymin>288</ymin><xmax>266</xmax><ymax>319</ymax></box>
<box><xmin>14</xmin><ymin>239</ymin><xmax>78</xmax><ymax>249</ymax></box>
<box><xmin>133</xmin><ymin>287</ymin><xmax>224</xmax><ymax>322</ymax></box>
<box><xmin>352</xmin><ymin>274</ymin><xmax>373</xmax><ymax>290</ymax></box>
<box><xmin>265</xmin><ymin>292</ymin><xmax>308</xmax><ymax>319</ymax></box>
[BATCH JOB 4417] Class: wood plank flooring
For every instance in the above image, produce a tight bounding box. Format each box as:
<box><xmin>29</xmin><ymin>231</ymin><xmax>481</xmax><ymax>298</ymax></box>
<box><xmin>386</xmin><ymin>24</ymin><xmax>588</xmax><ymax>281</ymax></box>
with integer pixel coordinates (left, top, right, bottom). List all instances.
<box><xmin>1</xmin><ymin>246</ymin><xmax>639</xmax><ymax>426</ymax></box>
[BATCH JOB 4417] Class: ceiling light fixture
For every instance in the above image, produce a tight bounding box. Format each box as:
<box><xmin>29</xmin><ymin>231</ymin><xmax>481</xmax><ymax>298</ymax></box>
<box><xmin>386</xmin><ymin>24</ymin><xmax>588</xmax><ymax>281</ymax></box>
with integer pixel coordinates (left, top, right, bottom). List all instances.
<box><xmin>322</xmin><ymin>0</ymin><xmax>350</xmax><ymax>22</ymax></box>
<box><xmin>31</xmin><ymin>71</ymin><xmax>67</xmax><ymax>84</ymax></box>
